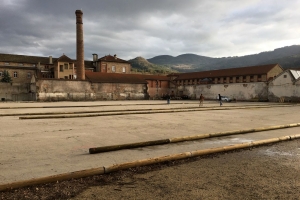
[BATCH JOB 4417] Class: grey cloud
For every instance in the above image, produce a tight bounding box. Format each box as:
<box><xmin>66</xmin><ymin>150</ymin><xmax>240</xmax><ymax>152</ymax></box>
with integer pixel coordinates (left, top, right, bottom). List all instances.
<box><xmin>0</xmin><ymin>0</ymin><xmax>300</xmax><ymax>60</ymax></box>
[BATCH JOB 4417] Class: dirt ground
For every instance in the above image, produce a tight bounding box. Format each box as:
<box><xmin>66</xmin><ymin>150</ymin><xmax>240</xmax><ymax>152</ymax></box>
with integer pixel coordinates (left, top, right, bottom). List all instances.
<box><xmin>1</xmin><ymin>139</ymin><xmax>299</xmax><ymax>200</ymax></box>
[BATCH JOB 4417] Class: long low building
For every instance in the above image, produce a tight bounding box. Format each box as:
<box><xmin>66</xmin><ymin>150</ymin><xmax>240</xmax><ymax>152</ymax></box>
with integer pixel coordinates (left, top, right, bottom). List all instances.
<box><xmin>168</xmin><ymin>64</ymin><xmax>284</xmax><ymax>100</ymax></box>
<box><xmin>169</xmin><ymin>63</ymin><xmax>283</xmax><ymax>85</ymax></box>
<box><xmin>1</xmin><ymin>52</ymin><xmax>298</xmax><ymax>102</ymax></box>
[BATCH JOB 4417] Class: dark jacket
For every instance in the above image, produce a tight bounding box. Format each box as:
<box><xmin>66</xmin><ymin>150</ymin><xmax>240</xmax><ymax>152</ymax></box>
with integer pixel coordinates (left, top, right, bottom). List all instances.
<box><xmin>218</xmin><ymin>94</ymin><xmax>222</xmax><ymax>100</ymax></box>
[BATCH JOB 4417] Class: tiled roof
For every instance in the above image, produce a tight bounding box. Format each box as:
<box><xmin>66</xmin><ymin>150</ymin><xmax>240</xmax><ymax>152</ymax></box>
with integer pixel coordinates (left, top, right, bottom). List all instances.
<box><xmin>56</xmin><ymin>54</ymin><xmax>73</xmax><ymax>62</ymax></box>
<box><xmin>0</xmin><ymin>66</ymin><xmax>36</xmax><ymax>70</ymax></box>
<box><xmin>98</xmin><ymin>55</ymin><xmax>130</xmax><ymax>64</ymax></box>
<box><xmin>174</xmin><ymin>64</ymin><xmax>282</xmax><ymax>80</ymax></box>
<box><xmin>0</xmin><ymin>53</ymin><xmax>95</xmax><ymax>69</ymax></box>
<box><xmin>85</xmin><ymin>72</ymin><xmax>148</xmax><ymax>84</ymax></box>
<box><xmin>85</xmin><ymin>72</ymin><xmax>170</xmax><ymax>84</ymax></box>
<box><xmin>133</xmin><ymin>74</ymin><xmax>170</xmax><ymax>81</ymax></box>
<box><xmin>0</xmin><ymin>53</ymin><xmax>55</xmax><ymax>64</ymax></box>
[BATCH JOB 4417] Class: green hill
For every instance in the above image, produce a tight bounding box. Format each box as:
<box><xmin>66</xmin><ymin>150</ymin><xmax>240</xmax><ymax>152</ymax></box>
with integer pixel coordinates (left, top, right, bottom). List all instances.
<box><xmin>128</xmin><ymin>56</ymin><xmax>178</xmax><ymax>74</ymax></box>
<box><xmin>145</xmin><ymin>45</ymin><xmax>300</xmax><ymax>72</ymax></box>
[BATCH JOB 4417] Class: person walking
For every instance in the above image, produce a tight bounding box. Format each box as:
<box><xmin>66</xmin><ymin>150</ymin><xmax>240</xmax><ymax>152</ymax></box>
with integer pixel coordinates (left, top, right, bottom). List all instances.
<box><xmin>218</xmin><ymin>94</ymin><xmax>223</xmax><ymax>106</ymax></box>
<box><xmin>199</xmin><ymin>94</ymin><xmax>204</xmax><ymax>107</ymax></box>
<box><xmin>166</xmin><ymin>94</ymin><xmax>170</xmax><ymax>104</ymax></box>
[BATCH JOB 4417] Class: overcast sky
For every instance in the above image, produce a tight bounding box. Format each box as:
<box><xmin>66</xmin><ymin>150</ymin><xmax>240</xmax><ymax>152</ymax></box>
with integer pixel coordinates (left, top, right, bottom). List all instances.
<box><xmin>1</xmin><ymin>0</ymin><xmax>300</xmax><ymax>60</ymax></box>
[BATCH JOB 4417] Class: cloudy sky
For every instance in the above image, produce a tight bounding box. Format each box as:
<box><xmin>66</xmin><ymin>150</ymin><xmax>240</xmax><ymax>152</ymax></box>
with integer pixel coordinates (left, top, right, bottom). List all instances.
<box><xmin>1</xmin><ymin>0</ymin><xmax>300</xmax><ymax>60</ymax></box>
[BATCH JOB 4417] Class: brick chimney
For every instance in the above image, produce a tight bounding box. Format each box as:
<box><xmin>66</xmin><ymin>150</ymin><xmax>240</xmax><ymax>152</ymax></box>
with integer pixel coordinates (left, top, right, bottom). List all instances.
<box><xmin>75</xmin><ymin>10</ymin><xmax>85</xmax><ymax>80</ymax></box>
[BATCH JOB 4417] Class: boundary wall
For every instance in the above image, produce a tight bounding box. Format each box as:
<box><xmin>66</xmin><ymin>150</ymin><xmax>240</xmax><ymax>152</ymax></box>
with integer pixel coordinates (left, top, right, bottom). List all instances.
<box><xmin>36</xmin><ymin>79</ymin><xmax>146</xmax><ymax>101</ymax></box>
<box><xmin>0</xmin><ymin>82</ymin><xmax>35</xmax><ymax>101</ymax></box>
<box><xmin>269</xmin><ymin>82</ymin><xmax>300</xmax><ymax>102</ymax></box>
<box><xmin>177</xmin><ymin>82</ymin><xmax>268</xmax><ymax>101</ymax></box>
<box><xmin>4</xmin><ymin>78</ymin><xmax>300</xmax><ymax>102</ymax></box>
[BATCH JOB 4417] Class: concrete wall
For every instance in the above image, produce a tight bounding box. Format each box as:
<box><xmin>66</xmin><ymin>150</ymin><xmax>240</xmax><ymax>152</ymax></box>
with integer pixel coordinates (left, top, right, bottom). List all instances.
<box><xmin>36</xmin><ymin>79</ymin><xmax>92</xmax><ymax>101</ymax></box>
<box><xmin>177</xmin><ymin>82</ymin><xmax>268</xmax><ymax>101</ymax></box>
<box><xmin>92</xmin><ymin>83</ymin><xmax>146</xmax><ymax>100</ymax></box>
<box><xmin>268</xmin><ymin>71</ymin><xmax>300</xmax><ymax>102</ymax></box>
<box><xmin>36</xmin><ymin>79</ymin><xmax>147</xmax><ymax>101</ymax></box>
<box><xmin>147</xmin><ymin>80</ymin><xmax>170</xmax><ymax>99</ymax></box>
<box><xmin>0</xmin><ymin>82</ymin><xmax>35</xmax><ymax>101</ymax></box>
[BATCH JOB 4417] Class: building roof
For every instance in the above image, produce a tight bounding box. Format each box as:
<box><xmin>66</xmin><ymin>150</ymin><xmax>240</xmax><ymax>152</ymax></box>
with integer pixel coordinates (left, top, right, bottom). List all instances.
<box><xmin>0</xmin><ymin>53</ymin><xmax>95</xmax><ymax>69</ymax></box>
<box><xmin>289</xmin><ymin>70</ymin><xmax>300</xmax><ymax>80</ymax></box>
<box><xmin>133</xmin><ymin>74</ymin><xmax>170</xmax><ymax>81</ymax></box>
<box><xmin>85</xmin><ymin>72</ymin><xmax>170</xmax><ymax>84</ymax></box>
<box><xmin>85</xmin><ymin>72</ymin><xmax>148</xmax><ymax>84</ymax></box>
<box><xmin>172</xmin><ymin>64</ymin><xmax>282</xmax><ymax>80</ymax></box>
<box><xmin>98</xmin><ymin>54</ymin><xmax>130</xmax><ymax>64</ymax></box>
<box><xmin>56</xmin><ymin>54</ymin><xmax>73</xmax><ymax>63</ymax></box>
<box><xmin>0</xmin><ymin>53</ymin><xmax>55</xmax><ymax>64</ymax></box>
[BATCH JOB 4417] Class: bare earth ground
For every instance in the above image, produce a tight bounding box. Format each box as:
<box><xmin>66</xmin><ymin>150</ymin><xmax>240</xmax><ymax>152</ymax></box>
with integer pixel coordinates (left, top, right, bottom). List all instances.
<box><xmin>1</xmin><ymin>139</ymin><xmax>299</xmax><ymax>200</ymax></box>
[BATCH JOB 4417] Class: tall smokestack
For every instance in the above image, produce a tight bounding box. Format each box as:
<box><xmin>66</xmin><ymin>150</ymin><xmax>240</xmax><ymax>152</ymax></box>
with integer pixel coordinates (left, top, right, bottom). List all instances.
<box><xmin>75</xmin><ymin>10</ymin><xmax>85</xmax><ymax>80</ymax></box>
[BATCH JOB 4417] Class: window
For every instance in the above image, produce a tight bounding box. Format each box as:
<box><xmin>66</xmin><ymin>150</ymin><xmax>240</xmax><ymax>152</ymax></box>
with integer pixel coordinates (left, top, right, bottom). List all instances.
<box><xmin>122</xmin><ymin>67</ymin><xmax>126</xmax><ymax>73</ymax></box>
<box><xmin>14</xmin><ymin>71</ymin><xmax>18</xmax><ymax>78</ymax></box>
<box><xmin>5</xmin><ymin>62</ymin><xmax>9</xmax><ymax>65</ymax></box>
<box><xmin>283</xmin><ymin>75</ymin><xmax>287</xmax><ymax>78</ymax></box>
<box><xmin>60</xmin><ymin>65</ymin><xmax>63</xmax><ymax>72</ymax></box>
<box><xmin>112</xmin><ymin>66</ymin><xmax>116</xmax><ymax>72</ymax></box>
<box><xmin>18</xmin><ymin>63</ymin><xmax>23</xmax><ymax>66</ymax></box>
<box><xmin>27</xmin><ymin>72</ymin><xmax>31</xmax><ymax>78</ymax></box>
<box><xmin>33</xmin><ymin>64</ymin><xmax>36</xmax><ymax>67</ymax></box>
<box><xmin>64</xmin><ymin>63</ymin><xmax>68</xmax><ymax>70</ymax></box>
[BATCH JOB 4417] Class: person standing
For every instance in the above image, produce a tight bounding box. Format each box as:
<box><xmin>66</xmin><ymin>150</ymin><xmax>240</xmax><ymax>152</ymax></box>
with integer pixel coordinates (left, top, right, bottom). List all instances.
<box><xmin>199</xmin><ymin>94</ymin><xmax>204</xmax><ymax>107</ymax></box>
<box><xmin>218</xmin><ymin>94</ymin><xmax>223</xmax><ymax>106</ymax></box>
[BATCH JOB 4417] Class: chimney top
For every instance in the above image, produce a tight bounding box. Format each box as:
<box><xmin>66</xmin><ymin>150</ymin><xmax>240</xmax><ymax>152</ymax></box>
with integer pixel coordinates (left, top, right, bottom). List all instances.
<box><xmin>92</xmin><ymin>54</ymin><xmax>98</xmax><ymax>62</ymax></box>
<box><xmin>75</xmin><ymin>10</ymin><xmax>83</xmax><ymax>14</ymax></box>
<box><xmin>49</xmin><ymin>56</ymin><xmax>53</xmax><ymax>64</ymax></box>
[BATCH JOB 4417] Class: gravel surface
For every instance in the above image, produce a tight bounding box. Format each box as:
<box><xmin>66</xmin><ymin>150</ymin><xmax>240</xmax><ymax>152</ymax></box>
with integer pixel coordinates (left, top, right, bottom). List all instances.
<box><xmin>1</xmin><ymin>139</ymin><xmax>299</xmax><ymax>200</ymax></box>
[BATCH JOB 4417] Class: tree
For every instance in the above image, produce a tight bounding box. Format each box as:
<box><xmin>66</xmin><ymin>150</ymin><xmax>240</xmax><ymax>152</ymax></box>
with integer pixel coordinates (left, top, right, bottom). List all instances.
<box><xmin>1</xmin><ymin>70</ymin><xmax>12</xmax><ymax>83</ymax></box>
